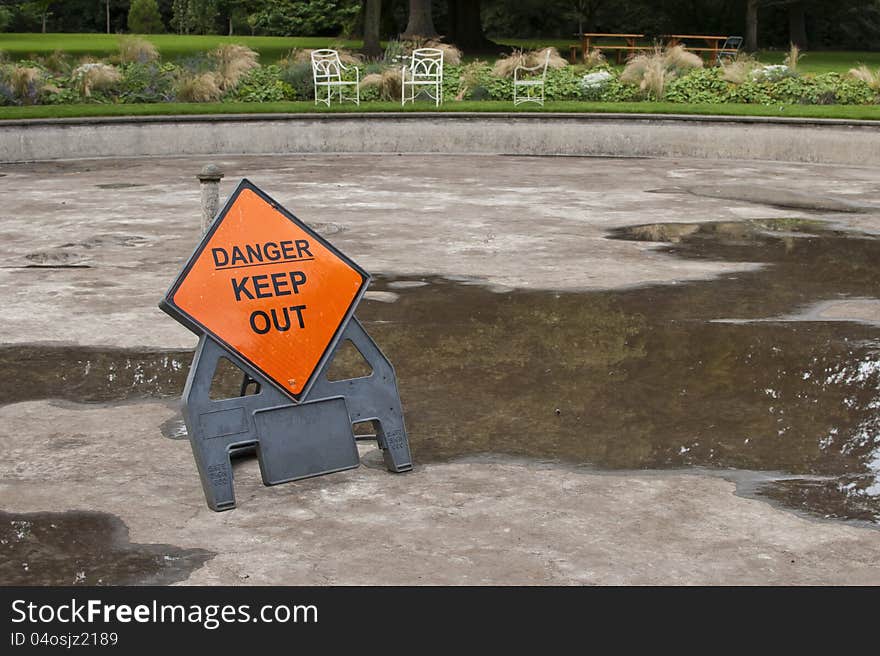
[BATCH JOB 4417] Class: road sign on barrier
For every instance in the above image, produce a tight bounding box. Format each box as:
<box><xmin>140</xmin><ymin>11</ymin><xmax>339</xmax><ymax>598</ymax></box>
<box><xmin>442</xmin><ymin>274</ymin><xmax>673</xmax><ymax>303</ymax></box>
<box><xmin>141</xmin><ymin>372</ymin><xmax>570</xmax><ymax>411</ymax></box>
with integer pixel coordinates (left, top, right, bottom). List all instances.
<box><xmin>161</xmin><ymin>179</ymin><xmax>369</xmax><ymax>401</ymax></box>
<box><xmin>160</xmin><ymin>179</ymin><xmax>412</xmax><ymax>511</ymax></box>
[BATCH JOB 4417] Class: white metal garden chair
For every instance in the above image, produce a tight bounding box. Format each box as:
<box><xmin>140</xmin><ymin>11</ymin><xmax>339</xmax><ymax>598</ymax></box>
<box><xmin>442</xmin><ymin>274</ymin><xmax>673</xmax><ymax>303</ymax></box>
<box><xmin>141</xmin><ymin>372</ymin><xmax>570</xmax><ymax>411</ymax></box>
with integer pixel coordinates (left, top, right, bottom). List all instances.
<box><xmin>513</xmin><ymin>49</ymin><xmax>550</xmax><ymax>106</ymax></box>
<box><xmin>401</xmin><ymin>48</ymin><xmax>444</xmax><ymax>107</ymax></box>
<box><xmin>311</xmin><ymin>49</ymin><xmax>360</xmax><ymax>107</ymax></box>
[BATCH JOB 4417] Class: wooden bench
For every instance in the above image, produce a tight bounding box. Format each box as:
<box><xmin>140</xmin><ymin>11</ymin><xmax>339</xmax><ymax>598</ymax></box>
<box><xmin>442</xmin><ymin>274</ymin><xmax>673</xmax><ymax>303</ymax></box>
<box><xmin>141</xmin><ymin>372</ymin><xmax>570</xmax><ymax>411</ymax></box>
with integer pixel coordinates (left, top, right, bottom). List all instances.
<box><xmin>662</xmin><ymin>35</ymin><xmax>733</xmax><ymax>64</ymax></box>
<box><xmin>576</xmin><ymin>33</ymin><xmax>646</xmax><ymax>64</ymax></box>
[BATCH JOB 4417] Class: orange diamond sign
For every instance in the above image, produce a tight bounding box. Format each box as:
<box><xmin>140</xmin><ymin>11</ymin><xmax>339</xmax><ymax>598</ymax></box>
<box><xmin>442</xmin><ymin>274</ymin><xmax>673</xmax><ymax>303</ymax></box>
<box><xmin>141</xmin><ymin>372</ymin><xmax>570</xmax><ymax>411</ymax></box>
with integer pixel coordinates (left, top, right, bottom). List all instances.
<box><xmin>161</xmin><ymin>179</ymin><xmax>369</xmax><ymax>401</ymax></box>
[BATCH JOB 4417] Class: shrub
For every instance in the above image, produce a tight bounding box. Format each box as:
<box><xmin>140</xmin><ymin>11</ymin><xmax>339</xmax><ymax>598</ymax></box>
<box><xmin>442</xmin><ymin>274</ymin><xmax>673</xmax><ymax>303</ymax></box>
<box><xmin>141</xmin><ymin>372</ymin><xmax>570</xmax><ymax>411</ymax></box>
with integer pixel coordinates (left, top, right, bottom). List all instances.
<box><xmin>830</xmin><ymin>75</ymin><xmax>876</xmax><ymax>104</ymax></box>
<box><xmin>544</xmin><ymin>66</ymin><xmax>587</xmax><ymax>100</ymax></box>
<box><xmin>440</xmin><ymin>64</ymin><xmax>461</xmax><ymax>100</ymax></box>
<box><xmin>228</xmin><ymin>65</ymin><xmax>295</xmax><ymax>102</ymax></box>
<box><xmin>118</xmin><ymin>36</ymin><xmax>159</xmax><ymax>64</ymax></box>
<box><xmin>0</xmin><ymin>80</ymin><xmax>14</xmax><ymax>106</ymax></box>
<box><xmin>118</xmin><ymin>61</ymin><xmax>176</xmax><ymax>103</ymax></box>
<box><xmin>128</xmin><ymin>0</ymin><xmax>165</xmax><ymax>34</ymax></box>
<box><xmin>280</xmin><ymin>61</ymin><xmax>313</xmax><ymax>100</ymax></box>
<box><xmin>597</xmin><ymin>77</ymin><xmax>641</xmax><ymax>102</ymax></box>
<box><xmin>665</xmin><ymin>67</ymin><xmax>729</xmax><ymax>104</ymax></box>
<box><xmin>769</xmin><ymin>72</ymin><xmax>875</xmax><ymax>105</ymax></box>
<box><xmin>481</xmin><ymin>70</ymin><xmax>512</xmax><ymax>100</ymax></box>
<box><xmin>726</xmin><ymin>78</ymin><xmax>775</xmax><ymax>104</ymax></box>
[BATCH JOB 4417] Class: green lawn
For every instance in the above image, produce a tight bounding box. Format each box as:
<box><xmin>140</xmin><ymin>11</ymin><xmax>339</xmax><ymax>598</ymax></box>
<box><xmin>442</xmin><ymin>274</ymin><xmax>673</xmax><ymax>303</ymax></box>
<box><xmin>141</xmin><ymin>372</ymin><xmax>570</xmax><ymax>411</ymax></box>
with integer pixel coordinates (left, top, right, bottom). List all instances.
<box><xmin>1</xmin><ymin>100</ymin><xmax>878</xmax><ymax>121</ymax></box>
<box><xmin>0</xmin><ymin>33</ymin><xmax>363</xmax><ymax>64</ymax></box>
<box><xmin>2</xmin><ymin>33</ymin><xmax>879</xmax><ymax>74</ymax></box>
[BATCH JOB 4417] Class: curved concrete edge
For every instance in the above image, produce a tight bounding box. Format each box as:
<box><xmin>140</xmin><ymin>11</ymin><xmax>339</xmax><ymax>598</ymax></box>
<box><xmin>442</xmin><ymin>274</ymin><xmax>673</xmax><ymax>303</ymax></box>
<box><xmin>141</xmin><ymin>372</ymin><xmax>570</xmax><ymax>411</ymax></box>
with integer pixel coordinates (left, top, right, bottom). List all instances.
<box><xmin>2</xmin><ymin>112</ymin><xmax>879</xmax><ymax>165</ymax></box>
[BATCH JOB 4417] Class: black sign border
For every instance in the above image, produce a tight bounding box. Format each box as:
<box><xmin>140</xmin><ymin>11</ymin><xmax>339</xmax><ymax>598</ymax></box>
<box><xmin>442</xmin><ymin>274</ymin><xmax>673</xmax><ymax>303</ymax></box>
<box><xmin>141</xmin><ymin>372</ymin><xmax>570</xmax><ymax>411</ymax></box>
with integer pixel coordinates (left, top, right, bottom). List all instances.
<box><xmin>159</xmin><ymin>178</ymin><xmax>371</xmax><ymax>403</ymax></box>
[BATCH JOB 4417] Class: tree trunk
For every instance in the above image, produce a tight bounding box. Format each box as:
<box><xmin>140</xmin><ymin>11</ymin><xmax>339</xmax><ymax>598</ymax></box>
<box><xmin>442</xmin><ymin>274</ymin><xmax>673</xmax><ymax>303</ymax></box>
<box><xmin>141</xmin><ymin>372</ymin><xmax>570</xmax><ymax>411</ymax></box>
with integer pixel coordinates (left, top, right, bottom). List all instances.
<box><xmin>401</xmin><ymin>0</ymin><xmax>436</xmax><ymax>39</ymax></box>
<box><xmin>788</xmin><ymin>1</ymin><xmax>807</xmax><ymax>49</ymax></box>
<box><xmin>106</xmin><ymin>0</ymin><xmax>110</xmax><ymax>34</ymax></box>
<box><xmin>363</xmin><ymin>0</ymin><xmax>382</xmax><ymax>58</ymax></box>
<box><xmin>41</xmin><ymin>13</ymin><xmax>47</xmax><ymax>33</ymax></box>
<box><xmin>447</xmin><ymin>0</ymin><xmax>494</xmax><ymax>51</ymax></box>
<box><xmin>745</xmin><ymin>0</ymin><xmax>758</xmax><ymax>52</ymax></box>
<box><xmin>229</xmin><ymin>16</ymin><xmax>233</xmax><ymax>36</ymax></box>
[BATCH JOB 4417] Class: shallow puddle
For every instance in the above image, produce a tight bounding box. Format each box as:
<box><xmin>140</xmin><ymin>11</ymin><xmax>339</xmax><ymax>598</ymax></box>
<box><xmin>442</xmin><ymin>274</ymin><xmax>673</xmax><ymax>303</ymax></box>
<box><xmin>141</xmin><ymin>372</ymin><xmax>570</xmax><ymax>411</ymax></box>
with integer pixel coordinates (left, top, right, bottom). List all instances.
<box><xmin>4</xmin><ymin>218</ymin><xmax>880</xmax><ymax>524</ymax></box>
<box><xmin>0</xmin><ymin>510</ymin><xmax>213</xmax><ymax>585</ymax></box>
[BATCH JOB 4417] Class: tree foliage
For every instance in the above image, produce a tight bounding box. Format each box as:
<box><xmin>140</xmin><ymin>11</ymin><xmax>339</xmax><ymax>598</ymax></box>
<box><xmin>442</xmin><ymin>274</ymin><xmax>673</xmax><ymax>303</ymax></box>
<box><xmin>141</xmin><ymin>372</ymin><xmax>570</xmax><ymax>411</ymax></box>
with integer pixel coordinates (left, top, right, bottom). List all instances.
<box><xmin>0</xmin><ymin>0</ymin><xmax>877</xmax><ymax>51</ymax></box>
<box><xmin>171</xmin><ymin>0</ymin><xmax>218</xmax><ymax>35</ymax></box>
<box><xmin>128</xmin><ymin>0</ymin><xmax>165</xmax><ymax>34</ymax></box>
<box><xmin>247</xmin><ymin>0</ymin><xmax>360</xmax><ymax>37</ymax></box>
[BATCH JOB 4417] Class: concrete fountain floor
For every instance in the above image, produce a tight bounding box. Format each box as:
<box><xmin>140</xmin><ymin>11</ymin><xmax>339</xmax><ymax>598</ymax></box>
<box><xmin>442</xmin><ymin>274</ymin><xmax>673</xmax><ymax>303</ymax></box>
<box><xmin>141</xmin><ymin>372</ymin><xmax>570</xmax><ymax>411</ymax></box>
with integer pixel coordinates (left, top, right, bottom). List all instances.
<box><xmin>2</xmin><ymin>153</ymin><xmax>880</xmax><ymax>585</ymax></box>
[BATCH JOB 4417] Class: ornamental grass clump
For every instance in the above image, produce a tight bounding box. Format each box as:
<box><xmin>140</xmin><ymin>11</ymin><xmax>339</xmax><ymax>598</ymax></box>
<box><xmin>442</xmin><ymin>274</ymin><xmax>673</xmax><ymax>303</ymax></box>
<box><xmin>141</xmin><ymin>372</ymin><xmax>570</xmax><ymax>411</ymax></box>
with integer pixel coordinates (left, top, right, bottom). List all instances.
<box><xmin>720</xmin><ymin>53</ymin><xmax>759</xmax><ymax>84</ymax></box>
<box><xmin>73</xmin><ymin>62</ymin><xmax>122</xmax><ymax>97</ymax></box>
<box><xmin>423</xmin><ymin>40</ymin><xmax>462</xmax><ymax>66</ymax></box>
<box><xmin>379</xmin><ymin>68</ymin><xmax>402</xmax><ymax>99</ymax></box>
<box><xmin>455</xmin><ymin>60</ymin><xmax>487</xmax><ymax>100</ymax></box>
<box><xmin>848</xmin><ymin>65</ymin><xmax>880</xmax><ymax>92</ymax></box>
<box><xmin>620</xmin><ymin>45</ymin><xmax>702</xmax><ymax>99</ymax></box>
<box><xmin>284</xmin><ymin>47</ymin><xmax>361</xmax><ymax>67</ymax></box>
<box><xmin>175</xmin><ymin>72</ymin><xmax>222</xmax><ymax>102</ymax></box>
<box><xmin>212</xmin><ymin>44</ymin><xmax>259</xmax><ymax>92</ymax></box>
<box><xmin>42</xmin><ymin>50</ymin><xmax>73</xmax><ymax>75</ymax></box>
<box><xmin>492</xmin><ymin>49</ymin><xmax>528</xmax><ymax>78</ymax></box>
<box><xmin>784</xmin><ymin>43</ymin><xmax>802</xmax><ymax>73</ymax></box>
<box><xmin>664</xmin><ymin>44</ymin><xmax>704</xmax><ymax>71</ymax></box>
<box><xmin>359</xmin><ymin>72</ymin><xmax>382</xmax><ymax>98</ymax></box>
<box><xmin>583</xmin><ymin>48</ymin><xmax>606</xmax><ymax>69</ymax></box>
<box><xmin>359</xmin><ymin>68</ymin><xmax>402</xmax><ymax>101</ymax></box>
<box><xmin>492</xmin><ymin>47</ymin><xmax>567</xmax><ymax>79</ymax></box>
<box><xmin>118</xmin><ymin>36</ymin><xmax>159</xmax><ymax>64</ymax></box>
<box><xmin>10</xmin><ymin>65</ymin><xmax>42</xmax><ymax>104</ymax></box>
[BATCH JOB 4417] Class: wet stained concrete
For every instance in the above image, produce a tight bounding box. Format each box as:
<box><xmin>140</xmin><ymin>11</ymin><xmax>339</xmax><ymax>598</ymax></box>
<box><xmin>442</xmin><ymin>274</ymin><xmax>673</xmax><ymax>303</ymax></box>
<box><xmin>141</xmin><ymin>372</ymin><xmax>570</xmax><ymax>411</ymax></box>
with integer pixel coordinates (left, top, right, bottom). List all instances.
<box><xmin>3</xmin><ymin>154</ymin><xmax>880</xmax><ymax>585</ymax></box>
<box><xmin>0</xmin><ymin>510</ymin><xmax>213</xmax><ymax>585</ymax></box>
<box><xmin>4</xmin><ymin>220</ymin><xmax>880</xmax><ymax>526</ymax></box>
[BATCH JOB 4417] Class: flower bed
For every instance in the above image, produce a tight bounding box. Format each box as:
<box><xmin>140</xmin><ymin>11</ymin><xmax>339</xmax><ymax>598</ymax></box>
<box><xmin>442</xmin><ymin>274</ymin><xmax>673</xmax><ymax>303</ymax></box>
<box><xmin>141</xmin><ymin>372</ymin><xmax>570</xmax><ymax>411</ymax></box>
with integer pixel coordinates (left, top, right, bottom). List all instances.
<box><xmin>1</xmin><ymin>39</ymin><xmax>877</xmax><ymax>109</ymax></box>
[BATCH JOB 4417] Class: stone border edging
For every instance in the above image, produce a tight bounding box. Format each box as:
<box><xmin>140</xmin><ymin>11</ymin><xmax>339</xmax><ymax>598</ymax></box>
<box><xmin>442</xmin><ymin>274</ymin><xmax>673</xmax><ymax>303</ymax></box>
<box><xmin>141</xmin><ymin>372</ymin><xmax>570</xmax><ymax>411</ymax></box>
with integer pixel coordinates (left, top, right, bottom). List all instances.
<box><xmin>2</xmin><ymin>112</ymin><xmax>879</xmax><ymax>165</ymax></box>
